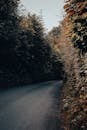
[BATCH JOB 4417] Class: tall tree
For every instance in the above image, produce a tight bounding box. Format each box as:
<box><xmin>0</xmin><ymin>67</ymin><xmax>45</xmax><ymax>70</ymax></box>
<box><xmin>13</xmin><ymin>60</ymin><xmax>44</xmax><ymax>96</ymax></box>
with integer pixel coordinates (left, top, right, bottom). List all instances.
<box><xmin>0</xmin><ymin>0</ymin><xmax>20</xmax><ymax>85</ymax></box>
<box><xmin>0</xmin><ymin>0</ymin><xmax>19</xmax><ymax>66</ymax></box>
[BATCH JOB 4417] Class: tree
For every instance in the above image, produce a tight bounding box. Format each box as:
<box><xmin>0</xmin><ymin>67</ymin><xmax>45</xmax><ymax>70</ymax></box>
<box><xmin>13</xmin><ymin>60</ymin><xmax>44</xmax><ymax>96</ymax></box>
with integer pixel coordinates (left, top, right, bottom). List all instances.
<box><xmin>0</xmin><ymin>0</ymin><xmax>20</xmax><ymax>86</ymax></box>
<box><xmin>0</xmin><ymin>0</ymin><xmax>19</xmax><ymax>66</ymax></box>
<box><xmin>15</xmin><ymin>14</ymin><xmax>52</xmax><ymax>81</ymax></box>
<box><xmin>16</xmin><ymin>14</ymin><xmax>63</xmax><ymax>82</ymax></box>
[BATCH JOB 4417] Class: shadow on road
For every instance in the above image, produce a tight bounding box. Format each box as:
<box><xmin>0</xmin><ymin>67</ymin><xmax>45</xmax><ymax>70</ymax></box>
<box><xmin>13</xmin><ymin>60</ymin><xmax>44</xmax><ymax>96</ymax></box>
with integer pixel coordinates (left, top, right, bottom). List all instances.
<box><xmin>44</xmin><ymin>82</ymin><xmax>63</xmax><ymax>130</ymax></box>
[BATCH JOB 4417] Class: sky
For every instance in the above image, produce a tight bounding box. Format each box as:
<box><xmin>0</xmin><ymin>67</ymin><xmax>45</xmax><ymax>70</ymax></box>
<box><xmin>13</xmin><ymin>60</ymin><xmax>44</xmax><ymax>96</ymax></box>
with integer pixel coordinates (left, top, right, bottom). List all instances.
<box><xmin>20</xmin><ymin>0</ymin><xmax>65</xmax><ymax>31</ymax></box>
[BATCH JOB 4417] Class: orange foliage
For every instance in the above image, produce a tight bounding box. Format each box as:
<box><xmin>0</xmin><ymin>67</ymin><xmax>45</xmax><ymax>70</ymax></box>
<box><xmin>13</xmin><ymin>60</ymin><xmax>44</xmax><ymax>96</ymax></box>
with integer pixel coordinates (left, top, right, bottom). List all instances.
<box><xmin>59</xmin><ymin>0</ymin><xmax>87</xmax><ymax>130</ymax></box>
<box><xmin>67</xmin><ymin>10</ymin><xmax>75</xmax><ymax>16</ymax></box>
<box><xmin>64</xmin><ymin>4</ymin><xmax>70</xmax><ymax>10</ymax></box>
<box><xmin>20</xmin><ymin>18</ymin><xmax>29</xmax><ymax>29</ymax></box>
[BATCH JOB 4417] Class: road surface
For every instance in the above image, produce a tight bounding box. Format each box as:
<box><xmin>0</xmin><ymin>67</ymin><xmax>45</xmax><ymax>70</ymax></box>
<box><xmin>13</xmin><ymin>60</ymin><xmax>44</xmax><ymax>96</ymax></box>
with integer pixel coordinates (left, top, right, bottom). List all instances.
<box><xmin>0</xmin><ymin>81</ymin><xmax>62</xmax><ymax>130</ymax></box>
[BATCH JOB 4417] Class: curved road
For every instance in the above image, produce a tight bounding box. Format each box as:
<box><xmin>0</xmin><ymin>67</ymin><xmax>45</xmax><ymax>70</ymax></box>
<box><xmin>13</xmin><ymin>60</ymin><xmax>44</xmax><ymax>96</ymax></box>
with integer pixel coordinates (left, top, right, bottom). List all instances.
<box><xmin>0</xmin><ymin>81</ymin><xmax>62</xmax><ymax>130</ymax></box>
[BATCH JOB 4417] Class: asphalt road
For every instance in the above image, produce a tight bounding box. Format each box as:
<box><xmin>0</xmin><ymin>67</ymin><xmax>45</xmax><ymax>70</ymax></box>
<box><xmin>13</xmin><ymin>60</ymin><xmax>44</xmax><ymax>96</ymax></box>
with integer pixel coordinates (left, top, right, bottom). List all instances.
<box><xmin>0</xmin><ymin>81</ymin><xmax>62</xmax><ymax>130</ymax></box>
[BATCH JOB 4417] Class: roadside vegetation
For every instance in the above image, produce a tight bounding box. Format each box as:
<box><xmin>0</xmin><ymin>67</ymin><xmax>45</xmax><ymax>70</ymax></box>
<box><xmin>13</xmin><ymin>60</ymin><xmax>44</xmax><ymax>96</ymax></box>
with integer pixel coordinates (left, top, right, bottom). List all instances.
<box><xmin>49</xmin><ymin>0</ymin><xmax>87</xmax><ymax>129</ymax></box>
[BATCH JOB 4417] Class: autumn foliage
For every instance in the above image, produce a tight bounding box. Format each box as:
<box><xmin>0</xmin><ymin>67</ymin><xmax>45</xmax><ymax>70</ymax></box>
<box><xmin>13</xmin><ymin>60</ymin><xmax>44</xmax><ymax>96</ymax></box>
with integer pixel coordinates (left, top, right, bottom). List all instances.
<box><xmin>53</xmin><ymin>0</ymin><xmax>87</xmax><ymax>129</ymax></box>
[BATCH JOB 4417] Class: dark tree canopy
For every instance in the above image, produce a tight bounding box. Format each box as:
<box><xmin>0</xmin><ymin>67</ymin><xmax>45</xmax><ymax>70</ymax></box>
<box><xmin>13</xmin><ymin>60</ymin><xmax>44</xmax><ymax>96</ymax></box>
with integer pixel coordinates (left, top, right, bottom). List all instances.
<box><xmin>0</xmin><ymin>1</ymin><xmax>63</xmax><ymax>88</ymax></box>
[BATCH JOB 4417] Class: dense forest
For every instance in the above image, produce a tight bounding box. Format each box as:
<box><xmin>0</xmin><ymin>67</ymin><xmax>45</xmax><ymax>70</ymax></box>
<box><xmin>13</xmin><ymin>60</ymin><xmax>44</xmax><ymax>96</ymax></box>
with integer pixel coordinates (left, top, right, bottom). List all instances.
<box><xmin>0</xmin><ymin>0</ymin><xmax>62</xmax><ymax>88</ymax></box>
